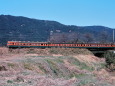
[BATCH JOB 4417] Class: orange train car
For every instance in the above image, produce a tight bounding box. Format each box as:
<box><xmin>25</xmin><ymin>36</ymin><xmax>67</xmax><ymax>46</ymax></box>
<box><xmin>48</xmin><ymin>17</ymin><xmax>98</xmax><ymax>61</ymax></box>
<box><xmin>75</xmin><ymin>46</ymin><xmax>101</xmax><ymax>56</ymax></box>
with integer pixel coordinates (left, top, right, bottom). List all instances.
<box><xmin>7</xmin><ymin>41</ymin><xmax>115</xmax><ymax>49</ymax></box>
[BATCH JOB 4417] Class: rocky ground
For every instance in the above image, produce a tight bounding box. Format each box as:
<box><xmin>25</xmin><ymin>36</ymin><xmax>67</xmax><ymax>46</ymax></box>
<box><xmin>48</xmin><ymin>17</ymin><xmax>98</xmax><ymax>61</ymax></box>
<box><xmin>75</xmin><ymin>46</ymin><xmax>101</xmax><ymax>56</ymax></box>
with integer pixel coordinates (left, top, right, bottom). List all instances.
<box><xmin>0</xmin><ymin>47</ymin><xmax>114</xmax><ymax>86</ymax></box>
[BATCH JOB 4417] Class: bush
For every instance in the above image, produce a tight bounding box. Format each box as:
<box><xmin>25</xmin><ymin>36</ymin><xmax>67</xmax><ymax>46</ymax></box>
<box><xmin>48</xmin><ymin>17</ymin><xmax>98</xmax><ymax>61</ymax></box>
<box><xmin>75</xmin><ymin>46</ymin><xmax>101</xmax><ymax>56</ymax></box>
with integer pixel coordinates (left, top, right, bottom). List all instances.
<box><xmin>104</xmin><ymin>51</ymin><xmax>115</xmax><ymax>71</ymax></box>
<box><xmin>7</xmin><ymin>80</ymin><xmax>13</xmax><ymax>83</ymax></box>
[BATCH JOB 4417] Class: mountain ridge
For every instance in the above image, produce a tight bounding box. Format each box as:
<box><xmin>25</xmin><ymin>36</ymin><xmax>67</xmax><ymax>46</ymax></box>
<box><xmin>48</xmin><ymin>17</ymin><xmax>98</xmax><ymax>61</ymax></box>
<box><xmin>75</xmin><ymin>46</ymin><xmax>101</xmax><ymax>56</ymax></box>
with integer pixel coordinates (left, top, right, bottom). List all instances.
<box><xmin>0</xmin><ymin>15</ymin><xmax>114</xmax><ymax>46</ymax></box>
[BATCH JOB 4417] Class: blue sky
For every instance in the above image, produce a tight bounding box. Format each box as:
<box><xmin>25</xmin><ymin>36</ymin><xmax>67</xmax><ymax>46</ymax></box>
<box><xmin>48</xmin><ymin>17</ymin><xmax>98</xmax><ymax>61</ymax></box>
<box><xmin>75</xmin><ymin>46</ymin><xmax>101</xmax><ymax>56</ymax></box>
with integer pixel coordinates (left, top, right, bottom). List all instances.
<box><xmin>0</xmin><ymin>0</ymin><xmax>115</xmax><ymax>28</ymax></box>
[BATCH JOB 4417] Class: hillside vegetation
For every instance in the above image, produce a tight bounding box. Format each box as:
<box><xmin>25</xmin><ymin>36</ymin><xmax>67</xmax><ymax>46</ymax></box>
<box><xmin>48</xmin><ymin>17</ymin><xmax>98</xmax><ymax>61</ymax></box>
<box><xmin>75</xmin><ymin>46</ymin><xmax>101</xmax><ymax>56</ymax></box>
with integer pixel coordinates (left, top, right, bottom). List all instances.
<box><xmin>0</xmin><ymin>15</ymin><xmax>114</xmax><ymax>46</ymax></box>
<box><xmin>0</xmin><ymin>47</ymin><xmax>114</xmax><ymax>86</ymax></box>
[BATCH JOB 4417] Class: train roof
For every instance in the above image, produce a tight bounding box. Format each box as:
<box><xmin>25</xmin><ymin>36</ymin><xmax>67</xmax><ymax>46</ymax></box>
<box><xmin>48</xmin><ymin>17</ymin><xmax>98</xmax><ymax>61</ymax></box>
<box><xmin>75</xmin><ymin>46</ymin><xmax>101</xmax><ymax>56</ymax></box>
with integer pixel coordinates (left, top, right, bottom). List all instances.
<box><xmin>7</xmin><ymin>41</ymin><xmax>115</xmax><ymax>44</ymax></box>
<box><xmin>8</xmin><ymin>41</ymin><xmax>48</xmax><ymax>43</ymax></box>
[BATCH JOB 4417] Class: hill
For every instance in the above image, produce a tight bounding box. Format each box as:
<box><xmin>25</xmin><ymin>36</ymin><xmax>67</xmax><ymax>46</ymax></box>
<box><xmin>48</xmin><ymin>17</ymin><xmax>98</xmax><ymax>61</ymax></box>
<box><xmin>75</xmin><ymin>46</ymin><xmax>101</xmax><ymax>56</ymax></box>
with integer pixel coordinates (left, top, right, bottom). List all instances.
<box><xmin>0</xmin><ymin>47</ymin><xmax>114</xmax><ymax>86</ymax></box>
<box><xmin>0</xmin><ymin>15</ymin><xmax>114</xmax><ymax>46</ymax></box>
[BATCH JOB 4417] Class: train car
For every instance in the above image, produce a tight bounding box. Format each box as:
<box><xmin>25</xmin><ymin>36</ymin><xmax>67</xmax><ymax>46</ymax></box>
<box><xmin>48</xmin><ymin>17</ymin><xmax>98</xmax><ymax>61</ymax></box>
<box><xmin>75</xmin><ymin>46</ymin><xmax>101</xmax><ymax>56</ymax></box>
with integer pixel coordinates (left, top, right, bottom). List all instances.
<box><xmin>7</xmin><ymin>41</ymin><xmax>49</xmax><ymax>48</ymax></box>
<box><xmin>7</xmin><ymin>41</ymin><xmax>115</xmax><ymax>49</ymax></box>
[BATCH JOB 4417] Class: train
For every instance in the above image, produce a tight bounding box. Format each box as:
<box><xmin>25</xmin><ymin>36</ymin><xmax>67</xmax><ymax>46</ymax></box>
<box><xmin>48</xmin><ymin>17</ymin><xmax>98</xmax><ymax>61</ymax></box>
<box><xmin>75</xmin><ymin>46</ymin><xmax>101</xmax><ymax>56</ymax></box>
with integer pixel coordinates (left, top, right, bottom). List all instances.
<box><xmin>7</xmin><ymin>41</ymin><xmax>115</xmax><ymax>49</ymax></box>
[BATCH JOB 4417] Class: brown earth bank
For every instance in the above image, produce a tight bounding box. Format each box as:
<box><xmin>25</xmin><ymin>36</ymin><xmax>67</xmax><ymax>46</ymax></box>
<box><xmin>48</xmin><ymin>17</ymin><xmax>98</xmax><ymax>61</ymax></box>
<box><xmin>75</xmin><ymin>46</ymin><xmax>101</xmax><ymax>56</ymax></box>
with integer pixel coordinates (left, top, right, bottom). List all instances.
<box><xmin>0</xmin><ymin>47</ymin><xmax>114</xmax><ymax>86</ymax></box>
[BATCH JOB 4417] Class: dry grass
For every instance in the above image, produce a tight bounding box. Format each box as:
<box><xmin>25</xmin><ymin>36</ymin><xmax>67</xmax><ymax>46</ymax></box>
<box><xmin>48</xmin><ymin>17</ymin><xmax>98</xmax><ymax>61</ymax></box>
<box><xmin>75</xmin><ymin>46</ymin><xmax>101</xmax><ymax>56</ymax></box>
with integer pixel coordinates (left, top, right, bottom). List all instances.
<box><xmin>0</xmin><ymin>47</ymin><xmax>9</xmax><ymax>57</ymax></box>
<box><xmin>49</xmin><ymin>48</ymin><xmax>93</xmax><ymax>56</ymax></box>
<box><xmin>0</xmin><ymin>47</ymin><xmax>114</xmax><ymax>86</ymax></box>
<box><xmin>0</xmin><ymin>47</ymin><xmax>93</xmax><ymax>56</ymax></box>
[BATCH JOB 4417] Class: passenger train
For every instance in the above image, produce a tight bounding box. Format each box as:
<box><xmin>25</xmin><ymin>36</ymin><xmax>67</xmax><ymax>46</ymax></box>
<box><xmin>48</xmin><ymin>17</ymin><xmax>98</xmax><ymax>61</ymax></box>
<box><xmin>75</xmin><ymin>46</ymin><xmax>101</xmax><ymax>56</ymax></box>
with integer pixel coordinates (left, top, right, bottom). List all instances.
<box><xmin>7</xmin><ymin>41</ymin><xmax>115</xmax><ymax>49</ymax></box>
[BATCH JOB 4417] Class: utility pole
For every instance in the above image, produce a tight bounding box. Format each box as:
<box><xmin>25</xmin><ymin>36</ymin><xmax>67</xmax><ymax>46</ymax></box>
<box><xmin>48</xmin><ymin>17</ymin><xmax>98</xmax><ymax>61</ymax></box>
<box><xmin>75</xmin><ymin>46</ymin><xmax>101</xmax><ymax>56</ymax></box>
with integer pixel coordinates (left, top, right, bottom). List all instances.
<box><xmin>113</xmin><ymin>29</ymin><xmax>114</xmax><ymax>43</ymax></box>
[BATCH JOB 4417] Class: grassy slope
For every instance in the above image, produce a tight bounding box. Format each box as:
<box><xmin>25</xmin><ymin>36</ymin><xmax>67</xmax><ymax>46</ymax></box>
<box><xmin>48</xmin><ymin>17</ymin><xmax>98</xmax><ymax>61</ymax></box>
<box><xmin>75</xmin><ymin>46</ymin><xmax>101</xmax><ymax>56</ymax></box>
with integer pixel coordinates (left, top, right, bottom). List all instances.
<box><xmin>0</xmin><ymin>47</ymin><xmax>114</xmax><ymax>86</ymax></box>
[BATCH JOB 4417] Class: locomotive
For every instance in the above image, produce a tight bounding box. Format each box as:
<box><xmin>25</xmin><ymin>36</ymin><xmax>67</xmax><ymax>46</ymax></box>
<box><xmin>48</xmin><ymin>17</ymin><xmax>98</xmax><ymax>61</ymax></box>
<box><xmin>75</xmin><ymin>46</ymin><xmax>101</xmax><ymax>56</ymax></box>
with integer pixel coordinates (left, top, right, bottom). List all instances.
<box><xmin>7</xmin><ymin>41</ymin><xmax>115</xmax><ymax>49</ymax></box>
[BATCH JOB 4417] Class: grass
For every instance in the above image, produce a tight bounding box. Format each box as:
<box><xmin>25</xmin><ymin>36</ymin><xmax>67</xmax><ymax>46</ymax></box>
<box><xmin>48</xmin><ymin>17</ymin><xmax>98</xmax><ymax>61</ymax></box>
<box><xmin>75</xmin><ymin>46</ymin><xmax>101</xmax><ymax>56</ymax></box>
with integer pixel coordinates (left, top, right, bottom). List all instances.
<box><xmin>0</xmin><ymin>47</ymin><xmax>113</xmax><ymax>86</ymax></box>
<box><xmin>46</xmin><ymin>59</ymin><xmax>59</xmax><ymax>76</ymax></box>
<box><xmin>54</xmin><ymin>58</ymin><xmax>64</xmax><ymax>63</ymax></box>
<box><xmin>69</xmin><ymin>73</ymin><xmax>86</xmax><ymax>79</ymax></box>
<box><xmin>23</xmin><ymin>62</ymin><xmax>34</xmax><ymax>70</ymax></box>
<box><xmin>21</xmin><ymin>71</ymin><xmax>30</xmax><ymax>76</ymax></box>
<box><xmin>49</xmin><ymin>48</ymin><xmax>93</xmax><ymax>56</ymax></box>
<box><xmin>7</xmin><ymin>63</ymin><xmax>16</xmax><ymax>68</ymax></box>
<box><xmin>37</xmin><ymin>63</ymin><xmax>48</xmax><ymax>74</ymax></box>
<box><xmin>27</xmin><ymin>48</ymin><xmax>36</xmax><ymax>54</ymax></box>
<box><xmin>67</xmin><ymin>57</ymin><xmax>94</xmax><ymax>71</ymax></box>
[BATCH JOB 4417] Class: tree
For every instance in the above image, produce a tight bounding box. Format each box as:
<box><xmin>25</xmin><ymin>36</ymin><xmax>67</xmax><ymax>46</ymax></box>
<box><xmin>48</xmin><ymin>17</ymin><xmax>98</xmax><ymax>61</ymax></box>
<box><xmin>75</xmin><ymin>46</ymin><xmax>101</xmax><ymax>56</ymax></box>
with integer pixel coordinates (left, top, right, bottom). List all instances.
<box><xmin>100</xmin><ymin>31</ymin><xmax>108</xmax><ymax>43</ymax></box>
<box><xmin>50</xmin><ymin>32</ymin><xmax>81</xmax><ymax>43</ymax></box>
<box><xmin>67</xmin><ymin>32</ymin><xmax>80</xmax><ymax>43</ymax></box>
<box><xmin>50</xmin><ymin>33</ymin><xmax>68</xmax><ymax>43</ymax></box>
<box><xmin>84</xmin><ymin>33</ymin><xmax>93</xmax><ymax>43</ymax></box>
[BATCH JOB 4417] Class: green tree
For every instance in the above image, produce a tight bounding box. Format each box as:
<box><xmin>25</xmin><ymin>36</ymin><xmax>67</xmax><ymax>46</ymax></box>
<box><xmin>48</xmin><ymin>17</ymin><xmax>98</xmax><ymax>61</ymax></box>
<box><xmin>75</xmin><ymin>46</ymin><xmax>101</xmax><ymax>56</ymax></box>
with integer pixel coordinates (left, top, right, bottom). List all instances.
<box><xmin>104</xmin><ymin>51</ymin><xmax>115</xmax><ymax>71</ymax></box>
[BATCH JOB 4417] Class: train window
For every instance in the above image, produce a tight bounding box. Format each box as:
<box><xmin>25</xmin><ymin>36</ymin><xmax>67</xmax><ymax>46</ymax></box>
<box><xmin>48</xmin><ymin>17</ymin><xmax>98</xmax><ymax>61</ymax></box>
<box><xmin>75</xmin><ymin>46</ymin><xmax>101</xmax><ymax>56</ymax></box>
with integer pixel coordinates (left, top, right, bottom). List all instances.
<box><xmin>108</xmin><ymin>45</ymin><xmax>110</xmax><ymax>46</ymax></box>
<box><xmin>83</xmin><ymin>44</ymin><xmax>85</xmax><ymax>46</ymax></box>
<box><xmin>16</xmin><ymin>43</ymin><xmax>18</xmax><ymax>45</ymax></box>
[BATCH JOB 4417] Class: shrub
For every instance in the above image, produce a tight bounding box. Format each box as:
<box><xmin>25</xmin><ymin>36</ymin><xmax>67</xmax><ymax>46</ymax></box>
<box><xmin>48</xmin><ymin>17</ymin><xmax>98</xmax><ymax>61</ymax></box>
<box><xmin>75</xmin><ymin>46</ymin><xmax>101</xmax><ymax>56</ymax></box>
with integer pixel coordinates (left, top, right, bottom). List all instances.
<box><xmin>104</xmin><ymin>51</ymin><xmax>115</xmax><ymax>71</ymax></box>
<box><xmin>7</xmin><ymin>80</ymin><xmax>13</xmax><ymax>83</ymax></box>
